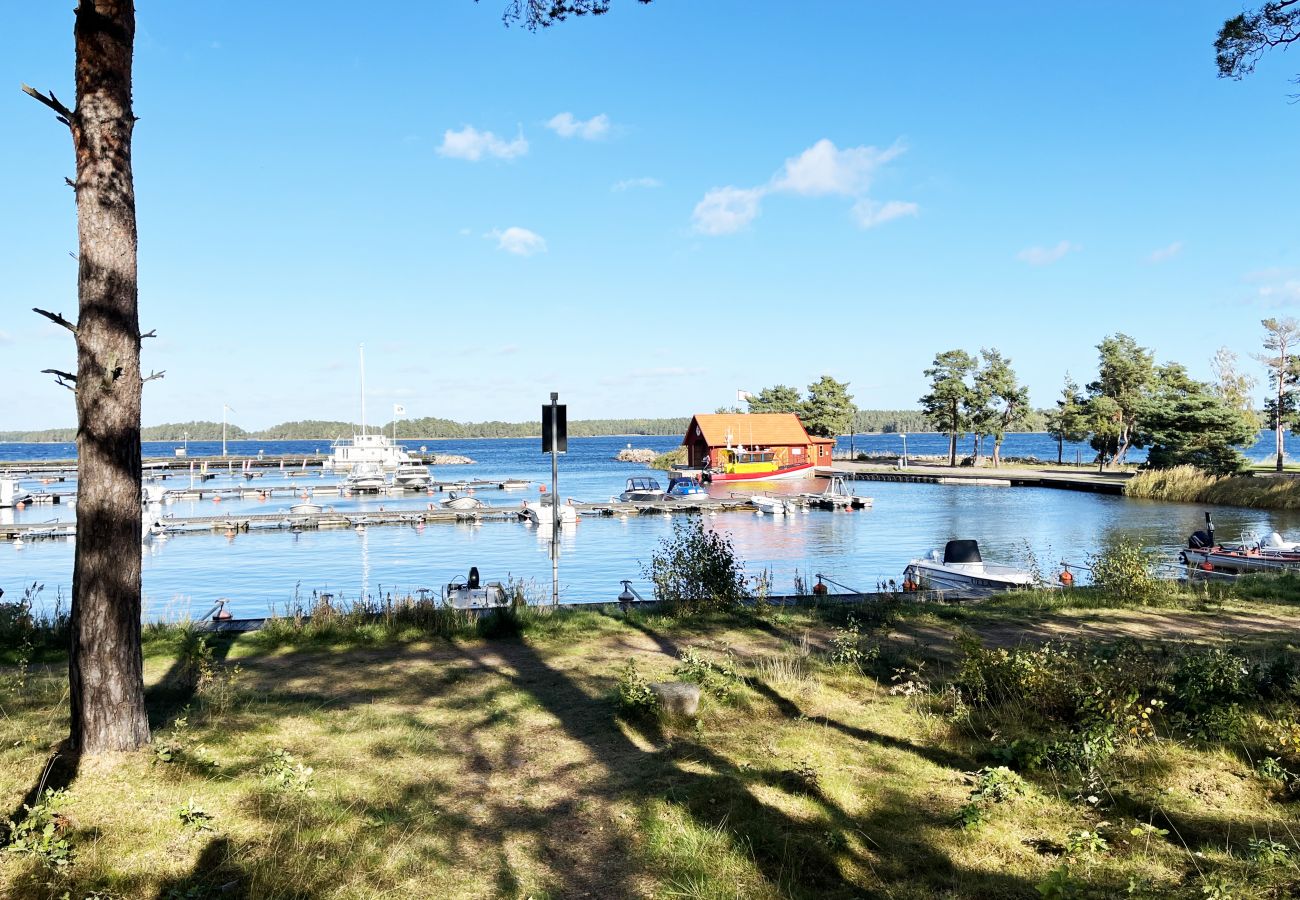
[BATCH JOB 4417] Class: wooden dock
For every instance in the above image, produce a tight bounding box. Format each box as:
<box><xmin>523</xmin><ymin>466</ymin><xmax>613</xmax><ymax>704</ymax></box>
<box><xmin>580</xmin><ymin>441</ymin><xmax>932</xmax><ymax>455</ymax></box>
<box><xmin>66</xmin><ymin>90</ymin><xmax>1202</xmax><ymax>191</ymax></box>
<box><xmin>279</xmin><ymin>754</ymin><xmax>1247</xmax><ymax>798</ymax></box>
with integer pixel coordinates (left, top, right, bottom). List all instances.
<box><xmin>818</xmin><ymin>462</ymin><xmax>1128</xmax><ymax>495</ymax></box>
<box><xmin>0</xmin><ymin>496</ymin><xmax>769</xmax><ymax>543</ymax></box>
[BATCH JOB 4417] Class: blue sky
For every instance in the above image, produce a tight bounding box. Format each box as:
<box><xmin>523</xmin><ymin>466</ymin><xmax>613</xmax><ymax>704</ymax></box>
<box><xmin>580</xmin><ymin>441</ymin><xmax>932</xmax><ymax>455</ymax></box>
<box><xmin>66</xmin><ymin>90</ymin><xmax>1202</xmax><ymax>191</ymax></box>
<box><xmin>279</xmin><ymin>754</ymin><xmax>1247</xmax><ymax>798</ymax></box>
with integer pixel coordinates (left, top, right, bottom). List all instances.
<box><xmin>3</xmin><ymin>2</ymin><xmax>1298</xmax><ymax>429</ymax></box>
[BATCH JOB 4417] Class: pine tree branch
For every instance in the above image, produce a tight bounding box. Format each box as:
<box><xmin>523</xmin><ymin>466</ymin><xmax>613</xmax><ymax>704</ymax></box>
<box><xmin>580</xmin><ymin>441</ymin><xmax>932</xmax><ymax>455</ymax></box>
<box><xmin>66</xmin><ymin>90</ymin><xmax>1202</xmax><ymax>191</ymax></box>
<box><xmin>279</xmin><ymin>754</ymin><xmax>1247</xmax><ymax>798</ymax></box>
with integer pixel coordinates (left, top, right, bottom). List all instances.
<box><xmin>33</xmin><ymin>308</ymin><xmax>78</xmax><ymax>335</ymax></box>
<box><xmin>41</xmin><ymin>369</ymin><xmax>77</xmax><ymax>391</ymax></box>
<box><xmin>142</xmin><ymin>370</ymin><xmax>165</xmax><ymax>383</ymax></box>
<box><xmin>140</xmin><ymin>329</ymin><xmax>156</xmax><ymax>340</ymax></box>
<box><xmin>20</xmin><ymin>83</ymin><xmax>75</xmax><ymax>126</ymax></box>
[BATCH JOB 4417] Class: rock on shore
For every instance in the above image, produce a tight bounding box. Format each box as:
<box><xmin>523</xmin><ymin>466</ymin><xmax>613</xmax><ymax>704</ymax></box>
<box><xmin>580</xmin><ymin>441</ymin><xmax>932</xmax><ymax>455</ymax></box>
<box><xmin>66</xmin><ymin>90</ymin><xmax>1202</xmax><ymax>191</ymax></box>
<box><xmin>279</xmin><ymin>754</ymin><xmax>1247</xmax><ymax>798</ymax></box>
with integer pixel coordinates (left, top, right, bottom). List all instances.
<box><xmin>430</xmin><ymin>454</ymin><xmax>474</xmax><ymax>465</ymax></box>
<box><xmin>615</xmin><ymin>448</ymin><xmax>658</xmax><ymax>463</ymax></box>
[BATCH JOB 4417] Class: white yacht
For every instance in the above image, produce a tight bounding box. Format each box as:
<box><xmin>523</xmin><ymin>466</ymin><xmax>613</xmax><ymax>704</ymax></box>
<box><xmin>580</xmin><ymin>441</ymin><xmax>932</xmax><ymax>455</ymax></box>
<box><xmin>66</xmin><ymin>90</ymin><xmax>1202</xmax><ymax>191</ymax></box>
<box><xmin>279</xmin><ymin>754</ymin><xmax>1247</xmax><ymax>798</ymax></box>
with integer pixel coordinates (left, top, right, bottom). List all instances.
<box><xmin>392</xmin><ymin>461</ymin><xmax>432</xmax><ymax>489</ymax></box>
<box><xmin>903</xmin><ymin>540</ymin><xmax>1040</xmax><ymax>596</ymax></box>
<box><xmin>443</xmin><ymin>567</ymin><xmax>510</xmax><ymax>609</ymax></box>
<box><xmin>330</xmin><ymin>433</ymin><xmax>411</xmax><ymax>471</ymax></box>
<box><xmin>345</xmin><ymin>462</ymin><xmax>386</xmax><ymax>493</ymax></box>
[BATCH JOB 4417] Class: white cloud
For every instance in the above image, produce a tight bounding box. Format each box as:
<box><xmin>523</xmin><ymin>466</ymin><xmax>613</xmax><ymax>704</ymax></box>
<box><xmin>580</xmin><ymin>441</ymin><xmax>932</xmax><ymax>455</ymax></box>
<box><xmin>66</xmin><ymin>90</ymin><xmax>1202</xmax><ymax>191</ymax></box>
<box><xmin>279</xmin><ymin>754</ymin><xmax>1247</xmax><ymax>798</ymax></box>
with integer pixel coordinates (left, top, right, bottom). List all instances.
<box><xmin>437</xmin><ymin>125</ymin><xmax>528</xmax><ymax>161</ymax></box>
<box><xmin>546</xmin><ymin>112</ymin><xmax>610</xmax><ymax>140</ymax></box>
<box><xmin>1258</xmin><ymin>280</ymin><xmax>1300</xmax><ymax>305</ymax></box>
<box><xmin>691</xmin><ymin>186</ymin><xmax>764</xmax><ymax>236</ymax></box>
<box><xmin>488</xmin><ymin>227</ymin><xmax>547</xmax><ymax>256</ymax></box>
<box><xmin>692</xmin><ymin>138</ymin><xmax>914</xmax><ymax>236</ymax></box>
<box><xmin>0</xmin><ymin>330</ymin><xmax>11</xmax><ymax>345</ymax></box>
<box><xmin>612</xmin><ymin>176</ymin><xmax>662</xmax><ymax>192</ymax></box>
<box><xmin>852</xmin><ymin>199</ymin><xmax>919</xmax><ymax>229</ymax></box>
<box><xmin>771</xmin><ymin>138</ymin><xmax>903</xmax><ymax>197</ymax></box>
<box><xmin>1016</xmin><ymin>240</ymin><xmax>1079</xmax><ymax>266</ymax></box>
<box><xmin>1146</xmin><ymin>241</ymin><xmax>1183</xmax><ymax>263</ymax></box>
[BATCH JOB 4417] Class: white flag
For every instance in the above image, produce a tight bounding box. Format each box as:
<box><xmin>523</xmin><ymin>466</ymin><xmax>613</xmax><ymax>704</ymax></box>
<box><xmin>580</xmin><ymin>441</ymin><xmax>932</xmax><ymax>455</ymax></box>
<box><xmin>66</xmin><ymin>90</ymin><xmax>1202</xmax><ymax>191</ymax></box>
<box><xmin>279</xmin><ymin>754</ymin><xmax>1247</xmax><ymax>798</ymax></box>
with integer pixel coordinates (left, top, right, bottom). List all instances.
<box><xmin>393</xmin><ymin>404</ymin><xmax>406</xmax><ymax>417</ymax></box>
<box><xmin>737</xmin><ymin>390</ymin><xmax>753</xmax><ymax>402</ymax></box>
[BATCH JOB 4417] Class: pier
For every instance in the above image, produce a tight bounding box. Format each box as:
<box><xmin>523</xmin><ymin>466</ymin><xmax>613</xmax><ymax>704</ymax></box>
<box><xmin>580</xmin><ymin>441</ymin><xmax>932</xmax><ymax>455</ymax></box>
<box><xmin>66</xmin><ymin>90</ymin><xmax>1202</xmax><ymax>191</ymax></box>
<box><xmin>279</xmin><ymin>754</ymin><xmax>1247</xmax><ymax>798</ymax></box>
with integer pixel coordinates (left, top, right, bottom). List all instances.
<box><xmin>818</xmin><ymin>461</ymin><xmax>1130</xmax><ymax>495</ymax></box>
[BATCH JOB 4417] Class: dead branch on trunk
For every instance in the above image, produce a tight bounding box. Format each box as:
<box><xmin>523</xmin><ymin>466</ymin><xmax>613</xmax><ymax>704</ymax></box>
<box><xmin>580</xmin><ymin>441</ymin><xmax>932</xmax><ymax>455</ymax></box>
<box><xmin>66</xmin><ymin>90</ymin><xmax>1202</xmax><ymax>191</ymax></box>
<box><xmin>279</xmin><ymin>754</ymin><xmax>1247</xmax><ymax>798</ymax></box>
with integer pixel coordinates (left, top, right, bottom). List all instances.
<box><xmin>41</xmin><ymin>369</ymin><xmax>78</xmax><ymax>390</ymax></box>
<box><xmin>21</xmin><ymin>83</ymin><xmax>75</xmax><ymax>126</ymax></box>
<box><xmin>33</xmin><ymin>307</ymin><xmax>78</xmax><ymax>335</ymax></box>
<box><xmin>142</xmin><ymin>370</ymin><xmax>165</xmax><ymax>383</ymax></box>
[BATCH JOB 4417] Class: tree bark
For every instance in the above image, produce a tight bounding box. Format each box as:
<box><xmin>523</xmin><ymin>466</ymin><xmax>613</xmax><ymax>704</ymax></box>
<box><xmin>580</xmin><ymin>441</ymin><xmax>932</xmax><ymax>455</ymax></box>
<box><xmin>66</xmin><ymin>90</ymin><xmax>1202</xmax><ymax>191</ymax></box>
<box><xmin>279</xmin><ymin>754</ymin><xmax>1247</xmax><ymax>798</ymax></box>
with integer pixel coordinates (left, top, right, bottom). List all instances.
<box><xmin>67</xmin><ymin>0</ymin><xmax>150</xmax><ymax>753</ymax></box>
<box><xmin>1277</xmin><ymin>345</ymin><xmax>1287</xmax><ymax>472</ymax></box>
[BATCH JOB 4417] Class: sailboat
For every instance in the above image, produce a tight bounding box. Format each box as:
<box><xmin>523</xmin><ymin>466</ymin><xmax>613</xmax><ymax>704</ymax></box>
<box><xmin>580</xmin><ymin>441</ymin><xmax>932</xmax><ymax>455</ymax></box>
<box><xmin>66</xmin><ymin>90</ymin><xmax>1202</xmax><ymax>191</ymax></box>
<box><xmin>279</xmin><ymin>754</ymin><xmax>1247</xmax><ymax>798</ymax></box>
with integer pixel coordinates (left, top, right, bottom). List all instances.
<box><xmin>328</xmin><ymin>344</ymin><xmax>412</xmax><ymax>471</ymax></box>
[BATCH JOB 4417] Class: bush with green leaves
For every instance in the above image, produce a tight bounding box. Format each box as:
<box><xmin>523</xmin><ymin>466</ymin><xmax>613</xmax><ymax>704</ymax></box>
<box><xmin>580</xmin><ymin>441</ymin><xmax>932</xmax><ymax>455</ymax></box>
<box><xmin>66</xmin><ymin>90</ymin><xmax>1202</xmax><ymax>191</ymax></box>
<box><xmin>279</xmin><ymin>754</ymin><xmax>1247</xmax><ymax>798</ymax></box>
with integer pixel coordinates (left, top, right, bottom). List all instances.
<box><xmin>956</xmin><ymin>766</ymin><xmax>1025</xmax><ymax>829</ymax></box>
<box><xmin>640</xmin><ymin>516</ymin><xmax>748</xmax><ymax>615</ymax></box>
<box><xmin>260</xmin><ymin>748</ymin><xmax>314</xmax><ymax>793</ymax></box>
<box><xmin>176</xmin><ymin>797</ymin><xmax>214</xmax><ymax>831</ymax></box>
<box><xmin>3</xmin><ymin>788</ymin><xmax>75</xmax><ymax>869</ymax></box>
<box><xmin>1086</xmin><ymin>541</ymin><xmax>1170</xmax><ymax>605</ymax></box>
<box><xmin>616</xmin><ymin>659</ymin><xmax>659</xmax><ymax>717</ymax></box>
<box><xmin>673</xmin><ymin>647</ymin><xmax>739</xmax><ymax>702</ymax></box>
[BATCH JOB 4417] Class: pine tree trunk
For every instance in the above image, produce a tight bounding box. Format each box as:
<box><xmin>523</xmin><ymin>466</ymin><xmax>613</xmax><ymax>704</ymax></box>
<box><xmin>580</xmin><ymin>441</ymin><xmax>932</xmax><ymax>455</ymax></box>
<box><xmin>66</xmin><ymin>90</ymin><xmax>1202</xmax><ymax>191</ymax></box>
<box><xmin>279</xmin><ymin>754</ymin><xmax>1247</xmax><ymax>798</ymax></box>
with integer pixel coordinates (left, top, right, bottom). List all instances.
<box><xmin>68</xmin><ymin>0</ymin><xmax>150</xmax><ymax>753</ymax></box>
<box><xmin>1278</xmin><ymin>362</ymin><xmax>1286</xmax><ymax>472</ymax></box>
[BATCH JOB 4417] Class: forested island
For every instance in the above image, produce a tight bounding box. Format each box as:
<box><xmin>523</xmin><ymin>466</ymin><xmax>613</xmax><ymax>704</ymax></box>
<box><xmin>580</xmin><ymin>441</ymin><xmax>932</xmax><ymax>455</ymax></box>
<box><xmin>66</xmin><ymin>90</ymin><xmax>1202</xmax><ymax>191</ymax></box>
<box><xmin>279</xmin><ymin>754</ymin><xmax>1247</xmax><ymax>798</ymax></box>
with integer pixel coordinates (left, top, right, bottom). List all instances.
<box><xmin>0</xmin><ymin>410</ymin><xmax>1037</xmax><ymax>443</ymax></box>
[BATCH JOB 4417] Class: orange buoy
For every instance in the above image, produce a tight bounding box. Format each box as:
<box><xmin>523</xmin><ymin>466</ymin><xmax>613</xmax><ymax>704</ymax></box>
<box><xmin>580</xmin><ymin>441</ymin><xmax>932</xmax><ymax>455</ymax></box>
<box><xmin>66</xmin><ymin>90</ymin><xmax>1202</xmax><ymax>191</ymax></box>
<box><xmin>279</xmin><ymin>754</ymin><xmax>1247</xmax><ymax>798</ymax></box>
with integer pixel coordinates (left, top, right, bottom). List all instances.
<box><xmin>1059</xmin><ymin>568</ymin><xmax>1074</xmax><ymax>587</ymax></box>
<box><xmin>1200</xmin><ymin>561</ymin><xmax>1214</xmax><ymax>572</ymax></box>
<box><xmin>15</xmin><ymin>502</ymin><xmax>24</xmax><ymax>511</ymax></box>
<box><xmin>813</xmin><ymin>581</ymin><xmax>828</xmax><ymax>596</ymax></box>
<box><xmin>213</xmin><ymin>495</ymin><xmax>222</xmax><ymax>503</ymax></box>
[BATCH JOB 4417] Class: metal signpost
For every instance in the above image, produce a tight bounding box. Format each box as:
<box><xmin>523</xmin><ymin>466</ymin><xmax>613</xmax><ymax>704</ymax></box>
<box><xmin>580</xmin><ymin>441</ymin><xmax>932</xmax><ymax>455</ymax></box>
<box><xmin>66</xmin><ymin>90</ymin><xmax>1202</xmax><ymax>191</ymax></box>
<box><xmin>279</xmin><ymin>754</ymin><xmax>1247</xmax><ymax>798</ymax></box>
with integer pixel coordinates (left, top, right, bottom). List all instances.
<box><xmin>542</xmin><ymin>393</ymin><xmax>567</xmax><ymax>605</ymax></box>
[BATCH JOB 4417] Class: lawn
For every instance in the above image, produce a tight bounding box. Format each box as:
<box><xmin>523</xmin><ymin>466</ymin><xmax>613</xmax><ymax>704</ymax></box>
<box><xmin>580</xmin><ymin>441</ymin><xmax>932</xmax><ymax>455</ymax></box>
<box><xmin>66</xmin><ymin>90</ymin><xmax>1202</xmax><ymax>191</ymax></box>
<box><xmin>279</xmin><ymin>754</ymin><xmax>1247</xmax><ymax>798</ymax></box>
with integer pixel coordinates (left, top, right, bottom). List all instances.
<box><xmin>4</xmin><ymin>590</ymin><xmax>1300</xmax><ymax>898</ymax></box>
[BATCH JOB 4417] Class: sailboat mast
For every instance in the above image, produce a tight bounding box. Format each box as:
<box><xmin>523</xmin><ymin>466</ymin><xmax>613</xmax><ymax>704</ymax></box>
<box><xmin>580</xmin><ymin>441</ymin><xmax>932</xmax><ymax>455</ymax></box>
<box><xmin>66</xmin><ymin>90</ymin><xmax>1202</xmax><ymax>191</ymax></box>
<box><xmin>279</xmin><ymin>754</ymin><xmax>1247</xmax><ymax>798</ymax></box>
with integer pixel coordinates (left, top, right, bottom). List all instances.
<box><xmin>359</xmin><ymin>343</ymin><xmax>367</xmax><ymax>436</ymax></box>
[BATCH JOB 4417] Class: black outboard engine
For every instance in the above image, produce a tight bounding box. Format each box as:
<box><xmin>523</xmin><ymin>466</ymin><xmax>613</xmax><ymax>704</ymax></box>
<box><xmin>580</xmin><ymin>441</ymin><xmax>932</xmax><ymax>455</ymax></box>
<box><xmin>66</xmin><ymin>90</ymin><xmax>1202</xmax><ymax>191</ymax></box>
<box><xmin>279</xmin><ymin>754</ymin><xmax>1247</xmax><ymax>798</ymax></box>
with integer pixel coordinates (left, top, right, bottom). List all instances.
<box><xmin>1188</xmin><ymin>531</ymin><xmax>1211</xmax><ymax>549</ymax></box>
<box><xmin>943</xmin><ymin>540</ymin><xmax>982</xmax><ymax>564</ymax></box>
<box><xmin>468</xmin><ymin>566</ymin><xmax>480</xmax><ymax>589</ymax></box>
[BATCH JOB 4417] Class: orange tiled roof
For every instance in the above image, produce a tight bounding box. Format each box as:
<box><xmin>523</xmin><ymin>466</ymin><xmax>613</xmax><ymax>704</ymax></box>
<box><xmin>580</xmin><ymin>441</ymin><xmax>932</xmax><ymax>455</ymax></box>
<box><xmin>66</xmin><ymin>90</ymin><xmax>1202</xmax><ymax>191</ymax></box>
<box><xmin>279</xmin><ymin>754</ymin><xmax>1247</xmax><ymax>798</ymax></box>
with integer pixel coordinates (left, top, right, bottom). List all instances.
<box><xmin>684</xmin><ymin>413</ymin><xmax>813</xmax><ymax>448</ymax></box>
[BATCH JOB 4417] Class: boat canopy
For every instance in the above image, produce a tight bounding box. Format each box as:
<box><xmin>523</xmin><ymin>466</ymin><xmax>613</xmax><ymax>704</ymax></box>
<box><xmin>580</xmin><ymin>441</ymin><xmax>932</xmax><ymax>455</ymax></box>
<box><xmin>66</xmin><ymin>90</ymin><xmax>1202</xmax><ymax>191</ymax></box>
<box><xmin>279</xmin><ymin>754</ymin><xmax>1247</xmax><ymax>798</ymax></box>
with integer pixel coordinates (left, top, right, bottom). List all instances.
<box><xmin>626</xmin><ymin>477</ymin><xmax>663</xmax><ymax>491</ymax></box>
<box><xmin>943</xmin><ymin>540</ymin><xmax>982</xmax><ymax>564</ymax></box>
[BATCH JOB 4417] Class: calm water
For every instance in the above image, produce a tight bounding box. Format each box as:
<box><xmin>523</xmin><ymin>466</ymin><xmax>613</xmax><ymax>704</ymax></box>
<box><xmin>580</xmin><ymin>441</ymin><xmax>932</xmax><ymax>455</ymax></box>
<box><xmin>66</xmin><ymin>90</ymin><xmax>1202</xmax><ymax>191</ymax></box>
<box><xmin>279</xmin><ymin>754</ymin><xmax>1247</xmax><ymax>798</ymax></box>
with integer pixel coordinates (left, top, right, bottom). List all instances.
<box><xmin>4</xmin><ymin>433</ymin><xmax>1300</xmax><ymax>619</ymax></box>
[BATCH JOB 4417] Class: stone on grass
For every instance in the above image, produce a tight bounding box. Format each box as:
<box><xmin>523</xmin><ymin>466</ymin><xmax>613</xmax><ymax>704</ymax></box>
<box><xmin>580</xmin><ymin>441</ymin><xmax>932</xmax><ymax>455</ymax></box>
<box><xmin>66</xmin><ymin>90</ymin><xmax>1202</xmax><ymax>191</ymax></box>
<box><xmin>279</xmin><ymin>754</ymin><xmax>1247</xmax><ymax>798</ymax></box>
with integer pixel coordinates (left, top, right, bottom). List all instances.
<box><xmin>650</xmin><ymin>681</ymin><xmax>701</xmax><ymax>718</ymax></box>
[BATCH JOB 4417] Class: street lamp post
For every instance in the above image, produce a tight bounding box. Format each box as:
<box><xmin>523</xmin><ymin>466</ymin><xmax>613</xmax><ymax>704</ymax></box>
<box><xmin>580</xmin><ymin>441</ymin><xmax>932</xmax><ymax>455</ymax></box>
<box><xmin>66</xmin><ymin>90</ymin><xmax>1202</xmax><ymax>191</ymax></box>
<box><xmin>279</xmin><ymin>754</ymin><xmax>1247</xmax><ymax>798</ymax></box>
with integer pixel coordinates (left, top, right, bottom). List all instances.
<box><xmin>900</xmin><ymin>432</ymin><xmax>908</xmax><ymax>467</ymax></box>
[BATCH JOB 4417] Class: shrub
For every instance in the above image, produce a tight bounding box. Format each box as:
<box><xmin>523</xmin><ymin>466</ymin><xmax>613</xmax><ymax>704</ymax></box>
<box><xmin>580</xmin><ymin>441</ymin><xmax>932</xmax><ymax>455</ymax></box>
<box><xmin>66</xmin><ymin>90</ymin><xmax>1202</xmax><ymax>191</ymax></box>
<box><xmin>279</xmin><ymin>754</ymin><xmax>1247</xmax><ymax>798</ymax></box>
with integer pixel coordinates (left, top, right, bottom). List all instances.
<box><xmin>673</xmin><ymin>647</ymin><xmax>739</xmax><ymax>702</ymax></box>
<box><xmin>1086</xmin><ymin>542</ymin><xmax>1170</xmax><ymax>606</ymax></box>
<box><xmin>261</xmin><ymin>748</ymin><xmax>314</xmax><ymax>793</ymax></box>
<box><xmin>957</xmin><ymin>766</ymin><xmax>1025</xmax><ymax>829</ymax></box>
<box><xmin>3</xmin><ymin>788</ymin><xmax>75</xmax><ymax>869</ymax></box>
<box><xmin>641</xmin><ymin>517</ymin><xmax>748</xmax><ymax>615</ymax></box>
<box><xmin>616</xmin><ymin>659</ymin><xmax>659</xmax><ymax>717</ymax></box>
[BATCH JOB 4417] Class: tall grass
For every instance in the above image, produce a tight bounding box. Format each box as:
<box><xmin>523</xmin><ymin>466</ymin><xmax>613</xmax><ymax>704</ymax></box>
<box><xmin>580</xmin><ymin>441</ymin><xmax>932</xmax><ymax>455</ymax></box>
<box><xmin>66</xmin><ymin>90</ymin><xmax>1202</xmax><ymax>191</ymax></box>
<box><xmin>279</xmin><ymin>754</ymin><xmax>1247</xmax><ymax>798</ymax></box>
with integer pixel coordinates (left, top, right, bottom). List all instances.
<box><xmin>1125</xmin><ymin>464</ymin><xmax>1300</xmax><ymax>509</ymax></box>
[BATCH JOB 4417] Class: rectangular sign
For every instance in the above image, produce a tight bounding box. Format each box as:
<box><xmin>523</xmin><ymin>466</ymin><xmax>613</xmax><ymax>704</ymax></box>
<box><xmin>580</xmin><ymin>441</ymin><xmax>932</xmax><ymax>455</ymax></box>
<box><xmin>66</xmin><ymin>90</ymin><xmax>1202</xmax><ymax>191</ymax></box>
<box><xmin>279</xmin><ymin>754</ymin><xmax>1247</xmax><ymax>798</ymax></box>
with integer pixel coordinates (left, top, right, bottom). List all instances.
<box><xmin>542</xmin><ymin>404</ymin><xmax>567</xmax><ymax>453</ymax></box>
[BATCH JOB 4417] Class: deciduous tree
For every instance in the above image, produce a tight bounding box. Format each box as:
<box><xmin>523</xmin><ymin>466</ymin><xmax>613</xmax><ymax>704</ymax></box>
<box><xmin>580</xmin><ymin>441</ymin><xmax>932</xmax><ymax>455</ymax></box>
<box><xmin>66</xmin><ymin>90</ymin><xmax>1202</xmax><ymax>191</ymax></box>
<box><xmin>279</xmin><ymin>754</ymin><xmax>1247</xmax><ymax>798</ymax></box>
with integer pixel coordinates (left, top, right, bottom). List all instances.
<box><xmin>920</xmin><ymin>350</ymin><xmax>976</xmax><ymax>467</ymax></box>
<box><xmin>1257</xmin><ymin>317</ymin><xmax>1300</xmax><ymax>471</ymax></box>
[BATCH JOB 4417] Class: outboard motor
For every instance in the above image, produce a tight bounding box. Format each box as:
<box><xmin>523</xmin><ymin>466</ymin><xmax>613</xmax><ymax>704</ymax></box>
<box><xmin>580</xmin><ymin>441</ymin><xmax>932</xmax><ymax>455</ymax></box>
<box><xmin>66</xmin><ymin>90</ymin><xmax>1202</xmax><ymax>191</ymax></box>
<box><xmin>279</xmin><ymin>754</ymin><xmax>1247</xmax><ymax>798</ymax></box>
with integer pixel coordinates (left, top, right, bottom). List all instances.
<box><xmin>468</xmin><ymin>566</ymin><xmax>480</xmax><ymax>589</ymax></box>
<box><xmin>1205</xmin><ymin>512</ymin><xmax>1215</xmax><ymax>548</ymax></box>
<box><xmin>1188</xmin><ymin>531</ymin><xmax>1211</xmax><ymax>549</ymax></box>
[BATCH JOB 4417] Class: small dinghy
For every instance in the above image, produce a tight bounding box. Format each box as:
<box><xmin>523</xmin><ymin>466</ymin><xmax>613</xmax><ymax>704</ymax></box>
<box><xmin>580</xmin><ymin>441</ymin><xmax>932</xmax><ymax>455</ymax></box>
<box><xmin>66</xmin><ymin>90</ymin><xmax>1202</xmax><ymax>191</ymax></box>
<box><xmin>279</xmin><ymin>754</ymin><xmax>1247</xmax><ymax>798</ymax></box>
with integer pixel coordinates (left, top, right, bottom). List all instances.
<box><xmin>902</xmin><ymin>540</ymin><xmax>1040</xmax><ymax>596</ymax></box>
<box><xmin>443</xmin><ymin>567</ymin><xmax>509</xmax><ymax>609</ymax></box>
<box><xmin>441</xmin><ymin>492</ymin><xmax>484</xmax><ymax>510</ymax></box>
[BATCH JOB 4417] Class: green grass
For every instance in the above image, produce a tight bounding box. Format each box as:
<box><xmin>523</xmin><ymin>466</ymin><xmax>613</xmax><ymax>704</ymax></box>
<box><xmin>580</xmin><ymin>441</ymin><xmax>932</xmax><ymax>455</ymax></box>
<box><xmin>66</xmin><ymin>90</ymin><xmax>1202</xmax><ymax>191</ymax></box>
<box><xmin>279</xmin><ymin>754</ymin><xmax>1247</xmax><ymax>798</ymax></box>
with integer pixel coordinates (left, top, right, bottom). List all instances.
<box><xmin>7</xmin><ymin>594</ymin><xmax>1300</xmax><ymax>897</ymax></box>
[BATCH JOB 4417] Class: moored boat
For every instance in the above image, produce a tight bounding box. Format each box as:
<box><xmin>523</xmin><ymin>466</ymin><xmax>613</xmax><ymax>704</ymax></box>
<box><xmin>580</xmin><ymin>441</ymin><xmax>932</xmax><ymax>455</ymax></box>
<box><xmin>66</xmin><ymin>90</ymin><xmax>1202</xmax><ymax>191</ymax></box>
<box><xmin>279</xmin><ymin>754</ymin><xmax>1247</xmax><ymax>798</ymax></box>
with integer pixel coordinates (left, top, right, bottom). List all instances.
<box><xmin>903</xmin><ymin>540</ymin><xmax>1040</xmax><ymax>596</ymax></box>
<box><xmin>443</xmin><ymin>567</ymin><xmax>510</xmax><ymax>609</ymax></box>
<box><xmin>392</xmin><ymin>461</ymin><xmax>432</xmax><ymax>490</ymax></box>
<box><xmin>665</xmin><ymin>476</ymin><xmax>708</xmax><ymax>502</ymax></box>
<box><xmin>620</xmin><ymin>477</ymin><xmax>665</xmax><ymax>502</ymax></box>
<box><xmin>520</xmin><ymin>497</ymin><xmax>577</xmax><ymax>526</ymax></box>
<box><xmin>345</xmin><ymin>462</ymin><xmax>386</xmax><ymax>493</ymax></box>
<box><xmin>441</xmin><ymin>492</ymin><xmax>484</xmax><ymax>510</ymax></box>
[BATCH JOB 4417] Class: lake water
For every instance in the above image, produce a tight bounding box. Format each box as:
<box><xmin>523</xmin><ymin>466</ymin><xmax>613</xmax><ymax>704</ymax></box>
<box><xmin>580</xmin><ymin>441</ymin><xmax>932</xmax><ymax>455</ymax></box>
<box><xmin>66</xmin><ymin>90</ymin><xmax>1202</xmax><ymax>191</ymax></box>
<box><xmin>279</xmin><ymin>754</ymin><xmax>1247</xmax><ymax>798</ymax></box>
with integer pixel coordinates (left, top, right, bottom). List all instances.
<box><xmin>3</xmin><ymin>433</ymin><xmax>1300</xmax><ymax>619</ymax></box>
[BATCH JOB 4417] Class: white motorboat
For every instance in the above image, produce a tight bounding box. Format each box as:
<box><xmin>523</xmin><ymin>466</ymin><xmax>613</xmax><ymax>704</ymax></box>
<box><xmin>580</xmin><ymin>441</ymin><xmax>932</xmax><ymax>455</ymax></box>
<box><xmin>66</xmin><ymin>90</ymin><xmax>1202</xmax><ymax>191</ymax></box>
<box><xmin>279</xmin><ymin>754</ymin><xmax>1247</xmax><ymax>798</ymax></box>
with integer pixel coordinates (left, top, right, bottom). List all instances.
<box><xmin>289</xmin><ymin>501</ymin><xmax>324</xmax><ymax>515</ymax></box>
<box><xmin>392</xmin><ymin>462</ymin><xmax>432</xmax><ymax>490</ymax></box>
<box><xmin>500</xmin><ymin>479</ymin><xmax>530</xmax><ymax>491</ymax></box>
<box><xmin>620</xmin><ymin>477</ymin><xmax>665</xmax><ymax>502</ymax></box>
<box><xmin>803</xmin><ymin>475</ymin><xmax>872</xmax><ymax>510</ymax></box>
<box><xmin>903</xmin><ymin>540</ymin><xmax>1040</xmax><ymax>596</ymax></box>
<box><xmin>441</xmin><ymin>492</ymin><xmax>484</xmax><ymax>510</ymax></box>
<box><xmin>750</xmin><ymin>495</ymin><xmax>794</xmax><ymax>515</ymax></box>
<box><xmin>345</xmin><ymin>462</ymin><xmax>386</xmax><ymax>493</ymax></box>
<box><xmin>520</xmin><ymin>497</ymin><xmax>577</xmax><ymax>526</ymax></box>
<box><xmin>443</xmin><ymin>567</ymin><xmax>510</xmax><ymax>609</ymax></box>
